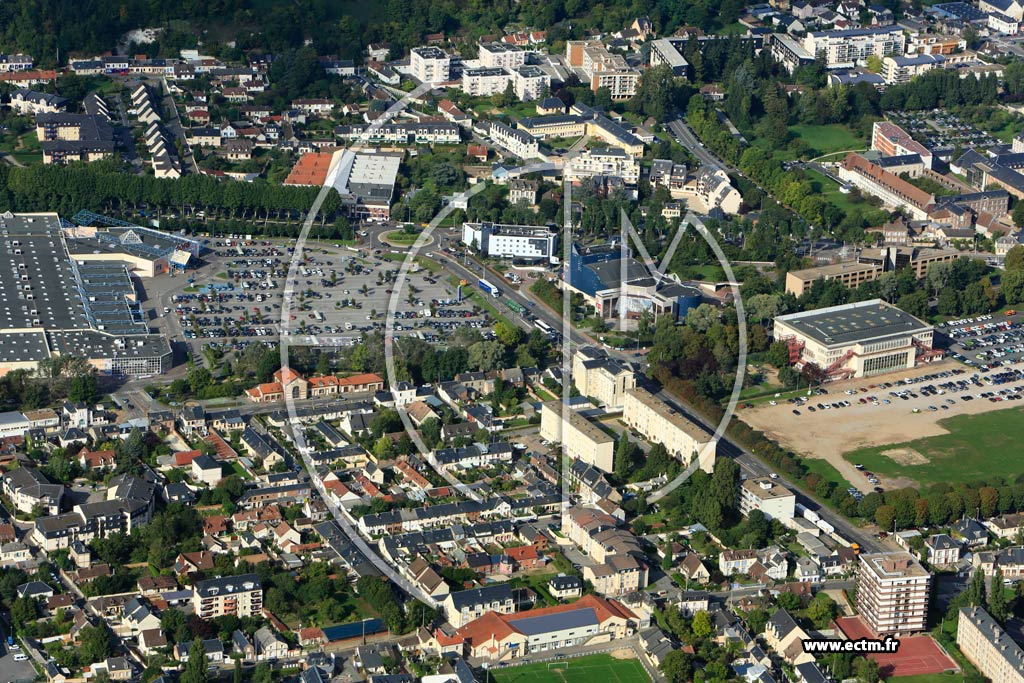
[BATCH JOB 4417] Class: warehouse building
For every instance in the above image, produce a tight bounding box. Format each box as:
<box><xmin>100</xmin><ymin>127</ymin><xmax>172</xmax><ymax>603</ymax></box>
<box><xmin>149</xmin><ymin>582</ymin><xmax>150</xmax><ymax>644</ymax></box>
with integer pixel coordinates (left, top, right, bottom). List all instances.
<box><xmin>774</xmin><ymin>299</ymin><xmax>938</xmax><ymax>380</ymax></box>
<box><xmin>0</xmin><ymin>212</ymin><xmax>172</xmax><ymax>377</ymax></box>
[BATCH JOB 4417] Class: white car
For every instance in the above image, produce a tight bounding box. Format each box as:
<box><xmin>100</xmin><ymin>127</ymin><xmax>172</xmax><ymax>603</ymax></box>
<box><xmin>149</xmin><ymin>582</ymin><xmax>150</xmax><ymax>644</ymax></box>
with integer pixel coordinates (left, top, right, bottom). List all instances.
<box><xmin>13</xmin><ymin>654</ymin><xmax>27</xmax><ymax>662</ymax></box>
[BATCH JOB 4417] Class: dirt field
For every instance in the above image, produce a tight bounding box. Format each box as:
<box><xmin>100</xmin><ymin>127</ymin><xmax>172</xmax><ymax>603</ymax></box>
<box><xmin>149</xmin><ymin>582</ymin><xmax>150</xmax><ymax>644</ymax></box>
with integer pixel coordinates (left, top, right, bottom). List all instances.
<box><xmin>738</xmin><ymin>359</ymin><xmax>1016</xmax><ymax>491</ymax></box>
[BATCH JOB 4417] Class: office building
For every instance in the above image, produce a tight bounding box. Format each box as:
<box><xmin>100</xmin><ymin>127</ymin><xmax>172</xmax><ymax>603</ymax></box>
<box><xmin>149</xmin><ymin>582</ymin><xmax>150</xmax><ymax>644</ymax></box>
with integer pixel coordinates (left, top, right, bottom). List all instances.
<box><xmin>784</xmin><ymin>246</ymin><xmax>962</xmax><ymax>296</ymax></box>
<box><xmin>334</xmin><ymin>150</ymin><xmax>402</xmax><ymax>221</ymax></box>
<box><xmin>838</xmin><ymin>153</ymin><xmax>934</xmax><ymax>219</ymax></box>
<box><xmin>461</xmin><ymin>222</ymin><xmax>558</xmax><ymax>263</ymax></box>
<box><xmin>774</xmin><ymin>299</ymin><xmax>936</xmax><ymax>380</ymax></box>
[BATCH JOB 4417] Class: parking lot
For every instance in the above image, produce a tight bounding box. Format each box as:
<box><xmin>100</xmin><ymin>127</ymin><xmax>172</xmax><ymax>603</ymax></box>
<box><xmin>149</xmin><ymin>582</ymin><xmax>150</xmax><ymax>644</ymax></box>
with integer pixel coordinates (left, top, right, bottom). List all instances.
<box><xmin>741</xmin><ymin>356</ymin><xmax>1024</xmax><ymax>491</ymax></box>
<box><xmin>0</xmin><ymin>624</ymin><xmax>35</xmax><ymax>683</ymax></box>
<box><xmin>887</xmin><ymin>110</ymin><xmax>998</xmax><ymax>150</ymax></box>
<box><xmin>939</xmin><ymin>312</ymin><xmax>1024</xmax><ymax>367</ymax></box>
<box><xmin>146</xmin><ymin>238</ymin><xmax>496</xmax><ymax>358</ymax></box>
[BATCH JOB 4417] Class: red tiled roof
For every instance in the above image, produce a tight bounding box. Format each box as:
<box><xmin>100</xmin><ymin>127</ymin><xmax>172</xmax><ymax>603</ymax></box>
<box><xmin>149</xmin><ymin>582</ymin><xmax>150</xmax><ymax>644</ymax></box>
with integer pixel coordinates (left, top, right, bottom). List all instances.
<box><xmin>284</xmin><ymin>152</ymin><xmax>335</xmax><ymax>187</ymax></box>
<box><xmin>175</xmin><ymin>450</ymin><xmax>202</xmax><ymax>466</ymax></box>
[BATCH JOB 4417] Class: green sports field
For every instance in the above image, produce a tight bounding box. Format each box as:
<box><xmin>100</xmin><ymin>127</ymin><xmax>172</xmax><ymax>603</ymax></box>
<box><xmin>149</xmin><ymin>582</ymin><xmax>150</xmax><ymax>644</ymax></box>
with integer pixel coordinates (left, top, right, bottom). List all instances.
<box><xmin>843</xmin><ymin>406</ymin><xmax>1024</xmax><ymax>486</ymax></box>
<box><xmin>488</xmin><ymin>654</ymin><xmax>650</xmax><ymax>683</ymax></box>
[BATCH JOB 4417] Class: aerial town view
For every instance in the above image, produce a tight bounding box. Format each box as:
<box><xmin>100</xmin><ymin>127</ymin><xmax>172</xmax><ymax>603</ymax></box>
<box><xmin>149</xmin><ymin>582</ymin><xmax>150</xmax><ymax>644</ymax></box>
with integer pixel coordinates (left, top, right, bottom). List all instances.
<box><xmin>5</xmin><ymin>2</ymin><xmax>1024</xmax><ymax>683</ymax></box>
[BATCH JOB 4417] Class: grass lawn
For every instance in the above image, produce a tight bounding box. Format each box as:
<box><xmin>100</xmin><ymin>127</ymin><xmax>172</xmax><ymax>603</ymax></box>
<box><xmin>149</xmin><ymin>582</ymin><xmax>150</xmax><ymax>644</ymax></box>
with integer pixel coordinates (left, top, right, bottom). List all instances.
<box><xmin>229</xmin><ymin>461</ymin><xmax>252</xmax><ymax>480</ymax></box>
<box><xmin>716</xmin><ymin>22</ymin><xmax>749</xmax><ymax>35</ymax></box>
<box><xmin>676</xmin><ymin>264</ymin><xmax>726</xmax><ymax>281</ymax></box>
<box><xmin>789</xmin><ymin>124</ymin><xmax>865</xmax><ymax>156</ymax></box>
<box><xmin>803</xmin><ymin>456</ymin><xmax>855</xmax><ymax>493</ymax></box>
<box><xmin>805</xmin><ymin>169</ymin><xmax>888</xmax><ymax>220</ymax></box>
<box><xmin>842</xmin><ymin>406</ymin><xmax>1024</xmax><ymax>486</ymax></box>
<box><xmin>489</xmin><ymin>654</ymin><xmax>650</xmax><ymax>683</ymax></box>
<box><xmin>887</xmin><ymin>675</ymin><xmax>964</xmax><ymax>683</ymax></box>
<box><xmin>382</xmin><ymin>230</ymin><xmax>421</xmax><ymax>245</ymax></box>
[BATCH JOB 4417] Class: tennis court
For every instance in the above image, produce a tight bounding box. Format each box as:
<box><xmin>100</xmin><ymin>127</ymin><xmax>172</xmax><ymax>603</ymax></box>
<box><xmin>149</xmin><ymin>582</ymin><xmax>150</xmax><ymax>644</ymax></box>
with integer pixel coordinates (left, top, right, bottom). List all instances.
<box><xmin>835</xmin><ymin>617</ymin><xmax>958</xmax><ymax>678</ymax></box>
<box><xmin>489</xmin><ymin>653</ymin><xmax>650</xmax><ymax>683</ymax></box>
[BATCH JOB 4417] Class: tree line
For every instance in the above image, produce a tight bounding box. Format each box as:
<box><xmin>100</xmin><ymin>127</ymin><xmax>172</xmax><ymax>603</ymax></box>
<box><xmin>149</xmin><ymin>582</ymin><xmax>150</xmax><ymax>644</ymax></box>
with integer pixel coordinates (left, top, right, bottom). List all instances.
<box><xmin>0</xmin><ymin>162</ymin><xmax>336</xmax><ymax>225</ymax></box>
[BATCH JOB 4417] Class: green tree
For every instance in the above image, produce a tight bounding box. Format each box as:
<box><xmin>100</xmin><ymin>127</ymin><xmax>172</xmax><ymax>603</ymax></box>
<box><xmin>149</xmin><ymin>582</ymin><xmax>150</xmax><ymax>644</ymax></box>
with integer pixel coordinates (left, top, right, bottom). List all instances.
<box><xmin>494</xmin><ymin>320</ymin><xmax>522</xmax><ymax>348</ymax></box>
<box><xmin>233</xmin><ymin>658</ymin><xmax>243</xmax><ymax>683</ymax></box>
<box><xmin>807</xmin><ymin>592</ymin><xmax>838</xmax><ymax>629</ymax></box>
<box><xmin>874</xmin><ymin>504</ymin><xmax>896</xmax><ymax>532</ymax></box>
<box><xmin>661</xmin><ymin>650</ymin><xmax>694</xmax><ymax>683</ymax></box>
<box><xmin>1002</xmin><ymin>269</ymin><xmax>1024</xmax><ymax>305</ymax></box>
<box><xmin>967</xmin><ymin>569</ymin><xmax>987</xmax><ymax>607</ymax></box>
<box><xmin>989</xmin><ymin>568</ymin><xmax>1007</xmax><ymax>623</ymax></box>
<box><xmin>855</xmin><ymin>656</ymin><xmax>880</xmax><ymax>683</ymax></box>
<box><xmin>1006</xmin><ymin>245</ymin><xmax>1024</xmax><ymax>272</ymax></box>
<box><xmin>80</xmin><ymin>625</ymin><xmax>112</xmax><ymax>664</ymax></box>
<box><xmin>692</xmin><ymin>609</ymin><xmax>713</xmax><ymax>638</ymax></box>
<box><xmin>182</xmin><ymin>637</ymin><xmax>209</xmax><ymax>683</ymax></box>
<box><xmin>252</xmin><ymin>664</ymin><xmax>272</xmax><ymax>683</ymax></box>
<box><xmin>614</xmin><ymin>436</ymin><xmax>637</xmax><ymax>481</ymax></box>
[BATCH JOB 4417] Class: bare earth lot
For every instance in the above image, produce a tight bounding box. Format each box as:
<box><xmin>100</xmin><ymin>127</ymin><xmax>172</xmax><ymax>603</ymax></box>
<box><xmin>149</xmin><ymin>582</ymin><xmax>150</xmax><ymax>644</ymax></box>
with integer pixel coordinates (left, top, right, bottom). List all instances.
<box><xmin>739</xmin><ymin>359</ymin><xmax>1017</xmax><ymax>491</ymax></box>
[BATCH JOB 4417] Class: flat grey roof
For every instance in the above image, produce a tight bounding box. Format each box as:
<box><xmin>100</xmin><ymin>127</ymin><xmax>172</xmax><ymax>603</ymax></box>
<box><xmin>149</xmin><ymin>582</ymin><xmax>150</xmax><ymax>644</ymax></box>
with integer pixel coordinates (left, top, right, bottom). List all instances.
<box><xmin>510</xmin><ymin>607</ymin><xmax>599</xmax><ymax>635</ymax></box>
<box><xmin>776</xmin><ymin>299</ymin><xmax>930</xmax><ymax>346</ymax></box>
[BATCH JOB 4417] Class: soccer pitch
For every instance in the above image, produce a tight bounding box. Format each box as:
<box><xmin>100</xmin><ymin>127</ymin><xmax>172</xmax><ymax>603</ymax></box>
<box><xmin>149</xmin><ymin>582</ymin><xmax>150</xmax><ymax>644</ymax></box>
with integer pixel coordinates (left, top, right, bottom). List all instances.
<box><xmin>488</xmin><ymin>654</ymin><xmax>651</xmax><ymax>683</ymax></box>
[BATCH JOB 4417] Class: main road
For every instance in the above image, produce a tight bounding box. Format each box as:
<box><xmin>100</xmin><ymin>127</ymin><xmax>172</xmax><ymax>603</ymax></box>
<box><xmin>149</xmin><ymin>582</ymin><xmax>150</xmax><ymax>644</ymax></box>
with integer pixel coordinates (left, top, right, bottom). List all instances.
<box><xmin>644</xmin><ymin>380</ymin><xmax>884</xmax><ymax>554</ymax></box>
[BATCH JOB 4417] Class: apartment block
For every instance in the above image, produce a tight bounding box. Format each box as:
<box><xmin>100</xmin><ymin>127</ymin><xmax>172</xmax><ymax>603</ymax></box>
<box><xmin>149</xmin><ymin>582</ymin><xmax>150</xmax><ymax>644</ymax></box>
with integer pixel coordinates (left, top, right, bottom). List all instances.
<box><xmin>882</xmin><ymin>54</ymin><xmax>945</xmax><ymax>85</ymax></box>
<box><xmin>478</xmin><ymin>42</ymin><xmax>526</xmax><ymax>69</ymax></box>
<box><xmin>803</xmin><ymin>26</ymin><xmax>905</xmax><ymax>69</ymax></box>
<box><xmin>513</xmin><ymin>65</ymin><xmax>550</xmax><ymax>101</ymax></box>
<box><xmin>193</xmin><ymin>574</ymin><xmax>264</xmax><ymax>618</ymax></box>
<box><xmin>564</xmin><ymin>147</ymin><xmax>640</xmax><ymax>186</ymax></box>
<box><xmin>856</xmin><ymin>552</ymin><xmax>931</xmax><ymax>635</ymax></box>
<box><xmin>957</xmin><ymin>607</ymin><xmax>1024</xmax><ymax>683</ymax></box>
<box><xmin>486</xmin><ymin>121</ymin><xmax>539</xmax><ymax>159</ymax></box>
<box><xmin>566</xmin><ymin>40</ymin><xmax>640</xmax><ymax>99</ymax></box>
<box><xmin>621</xmin><ymin>387</ymin><xmax>716</xmax><ymax>472</ymax></box>
<box><xmin>539</xmin><ymin>402</ymin><xmax>615</xmax><ymax>472</ymax></box>
<box><xmin>572</xmin><ymin>346</ymin><xmax>636</xmax><ymax>410</ymax></box>
<box><xmin>461</xmin><ymin>67</ymin><xmax>512</xmax><ymax>97</ymax></box>
<box><xmin>410</xmin><ymin>46</ymin><xmax>451</xmax><ymax>83</ymax></box>
<box><xmin>740</xmin><ymin>478</ymin><xmax>796</xmax><ymax>521</ymax></box>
